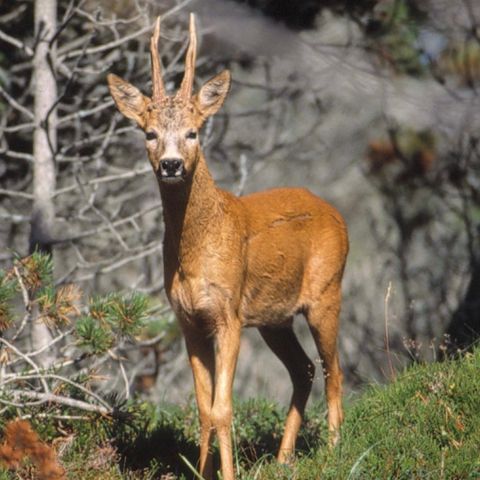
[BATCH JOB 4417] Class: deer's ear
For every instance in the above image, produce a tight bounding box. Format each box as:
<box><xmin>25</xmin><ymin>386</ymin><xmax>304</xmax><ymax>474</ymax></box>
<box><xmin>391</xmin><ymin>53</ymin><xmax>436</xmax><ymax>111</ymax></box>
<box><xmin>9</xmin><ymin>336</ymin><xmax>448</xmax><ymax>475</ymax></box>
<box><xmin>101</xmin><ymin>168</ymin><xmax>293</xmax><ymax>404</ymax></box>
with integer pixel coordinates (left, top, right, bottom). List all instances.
<box><xmin>107</xmin><ymin>74</ymin><xmax>149</xmax><ymax>128</ymax></box>
<box><xmin>195</xmin><ymin>70</ymin><xmax>231</xmax><ymax>120</ymax></box>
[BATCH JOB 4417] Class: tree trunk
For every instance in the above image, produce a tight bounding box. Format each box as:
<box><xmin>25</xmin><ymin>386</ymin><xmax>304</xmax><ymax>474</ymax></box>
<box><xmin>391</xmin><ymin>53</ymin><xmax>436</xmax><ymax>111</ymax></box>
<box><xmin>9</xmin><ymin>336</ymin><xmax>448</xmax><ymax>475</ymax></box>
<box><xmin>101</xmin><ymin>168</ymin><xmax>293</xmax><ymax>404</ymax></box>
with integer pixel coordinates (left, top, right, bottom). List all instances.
<box><xmin>30</xmin><ymin>0</ymin><xmax>57</xmax><ymax>367</ymax></box>
<box><xmin>30</xmin><ymin>0</ymin><xmax>57</xmax><ymax>254</ymax></box>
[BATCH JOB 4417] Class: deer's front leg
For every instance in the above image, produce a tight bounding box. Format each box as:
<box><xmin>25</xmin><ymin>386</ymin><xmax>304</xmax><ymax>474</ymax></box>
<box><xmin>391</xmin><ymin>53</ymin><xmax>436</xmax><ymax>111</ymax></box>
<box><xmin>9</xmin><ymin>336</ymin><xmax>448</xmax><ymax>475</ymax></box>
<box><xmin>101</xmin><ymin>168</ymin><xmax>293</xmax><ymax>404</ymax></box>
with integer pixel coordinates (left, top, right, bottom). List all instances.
<box><xmin>211</xmin><ymin>319</ymin><xmax>241</xmax><ymax>480</ymax></box>
<box><xmin>183</xmin><ymin>327</ymin><xmax>215</xmax><ymax>479</ymax></box>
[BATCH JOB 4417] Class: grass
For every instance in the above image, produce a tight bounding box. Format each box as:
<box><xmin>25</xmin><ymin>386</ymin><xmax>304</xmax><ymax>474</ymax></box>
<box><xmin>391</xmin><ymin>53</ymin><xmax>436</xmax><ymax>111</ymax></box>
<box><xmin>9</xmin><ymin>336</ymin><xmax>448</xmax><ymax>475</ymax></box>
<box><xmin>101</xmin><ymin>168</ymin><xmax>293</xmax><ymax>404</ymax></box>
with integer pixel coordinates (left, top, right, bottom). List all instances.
<box><xmin>258</xmin><ymin>348</ymin><xmax>480</xmax><ymax>479</ymax></box>
<box><xmin>0</xmin><ymin>348</ymin><xmax>479</xmax><ymax>479</ymax></box>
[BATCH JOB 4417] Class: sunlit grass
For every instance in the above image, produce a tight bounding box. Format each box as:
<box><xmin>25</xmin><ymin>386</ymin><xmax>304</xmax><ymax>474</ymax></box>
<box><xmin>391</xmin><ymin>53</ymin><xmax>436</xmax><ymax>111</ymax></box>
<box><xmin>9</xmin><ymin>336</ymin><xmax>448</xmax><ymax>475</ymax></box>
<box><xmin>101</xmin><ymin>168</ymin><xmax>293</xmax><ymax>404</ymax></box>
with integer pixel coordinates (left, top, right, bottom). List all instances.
<box><xmin>254</xmin><ymin>348</ymin><xmax>480</xmax><ymax>479</ymax></box>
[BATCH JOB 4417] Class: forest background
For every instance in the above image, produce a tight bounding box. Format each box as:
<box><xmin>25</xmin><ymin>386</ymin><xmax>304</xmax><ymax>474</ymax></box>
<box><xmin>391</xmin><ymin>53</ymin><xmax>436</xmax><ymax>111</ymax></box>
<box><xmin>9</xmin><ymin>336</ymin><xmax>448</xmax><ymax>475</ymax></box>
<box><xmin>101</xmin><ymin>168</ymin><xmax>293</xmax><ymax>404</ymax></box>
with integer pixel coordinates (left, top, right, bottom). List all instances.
<box><xmin>0</xmin><ymin>0</ymin><xmax>479</xmax><ymax>410</ymax></box>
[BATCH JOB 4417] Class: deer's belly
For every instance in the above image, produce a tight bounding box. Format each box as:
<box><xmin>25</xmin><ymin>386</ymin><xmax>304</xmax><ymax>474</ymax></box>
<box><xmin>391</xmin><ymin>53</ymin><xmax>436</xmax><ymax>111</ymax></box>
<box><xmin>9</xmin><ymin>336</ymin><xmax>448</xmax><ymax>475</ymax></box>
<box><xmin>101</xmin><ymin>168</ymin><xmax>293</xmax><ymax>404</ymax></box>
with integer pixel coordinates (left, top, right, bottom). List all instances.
<box><xmin>166</xmin><ymin>244</ymin><xmax>306</xmax><ymax>329</ymax></box>
<box><xmin>239</xmin><ymin>264</ymin><xmax>305</xmax><ymax>327</ymax></box>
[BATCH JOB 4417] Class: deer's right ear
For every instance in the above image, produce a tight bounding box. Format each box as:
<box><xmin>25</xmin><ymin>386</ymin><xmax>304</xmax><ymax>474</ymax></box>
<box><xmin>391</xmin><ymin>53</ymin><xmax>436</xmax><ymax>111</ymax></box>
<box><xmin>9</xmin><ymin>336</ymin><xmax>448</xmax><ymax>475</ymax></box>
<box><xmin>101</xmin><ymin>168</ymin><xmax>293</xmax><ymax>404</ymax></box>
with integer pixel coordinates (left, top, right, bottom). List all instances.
<box><xmin>107</xmin><ymin>74</ymin><xmax>149</xmax><ymax>128</ymax></box>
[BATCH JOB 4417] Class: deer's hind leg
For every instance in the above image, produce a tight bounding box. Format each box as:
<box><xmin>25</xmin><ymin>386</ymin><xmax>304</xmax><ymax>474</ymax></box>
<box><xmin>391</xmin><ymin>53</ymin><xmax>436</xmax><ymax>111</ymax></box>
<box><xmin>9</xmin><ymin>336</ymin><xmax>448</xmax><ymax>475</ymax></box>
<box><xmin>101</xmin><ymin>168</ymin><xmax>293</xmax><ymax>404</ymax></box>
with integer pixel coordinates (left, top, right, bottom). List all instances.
<box><xmin>258</xmin><ymin>324</ymin><xmax>315</xmax><ymax>464</ymax></box>
<box><xmin>305</xmin><ymin>288</ymin><xmax>344</xmax><ymax>444</ymax></box>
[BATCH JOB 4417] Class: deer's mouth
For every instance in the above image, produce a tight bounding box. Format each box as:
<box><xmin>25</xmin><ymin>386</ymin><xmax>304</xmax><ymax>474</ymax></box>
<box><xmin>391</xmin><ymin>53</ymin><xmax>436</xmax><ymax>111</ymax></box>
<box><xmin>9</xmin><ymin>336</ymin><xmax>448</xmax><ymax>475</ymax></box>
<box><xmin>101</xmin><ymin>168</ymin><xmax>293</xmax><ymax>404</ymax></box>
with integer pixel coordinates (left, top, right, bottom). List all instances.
<box><xmin>157</xmin><ymin>171</ymin><xmax>185</xmax><ymax>184</ymax></box>
<box><xmin>159</xmin><ymin>174</ymin><xmax>185</xmax><ymax>184</ymax></box>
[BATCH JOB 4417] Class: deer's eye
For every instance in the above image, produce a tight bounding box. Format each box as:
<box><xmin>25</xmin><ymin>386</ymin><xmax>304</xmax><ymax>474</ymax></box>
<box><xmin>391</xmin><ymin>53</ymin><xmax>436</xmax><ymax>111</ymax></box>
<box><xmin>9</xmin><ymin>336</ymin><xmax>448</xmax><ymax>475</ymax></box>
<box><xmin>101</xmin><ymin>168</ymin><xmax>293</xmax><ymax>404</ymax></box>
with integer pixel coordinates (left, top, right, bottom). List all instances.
<box><xmin>145</xmin><ymin>130</ymin><xmax>158</xmax><ymax>141</ymax></box>
<box><xmin>186</xmin><ymin>130</ymin><xmax>197</xmax><ymax>140</ymax></box>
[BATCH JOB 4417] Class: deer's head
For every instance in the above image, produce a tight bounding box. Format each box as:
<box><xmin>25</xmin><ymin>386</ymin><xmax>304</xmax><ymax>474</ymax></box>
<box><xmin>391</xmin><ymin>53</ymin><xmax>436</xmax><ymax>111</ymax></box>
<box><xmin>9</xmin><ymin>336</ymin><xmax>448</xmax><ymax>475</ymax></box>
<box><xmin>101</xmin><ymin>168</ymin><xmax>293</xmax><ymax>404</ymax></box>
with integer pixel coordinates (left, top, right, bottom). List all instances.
<box><xmin>108</xmin><ymin>14</ymin><xmax>231</xmax><ymax>184</ymax></box>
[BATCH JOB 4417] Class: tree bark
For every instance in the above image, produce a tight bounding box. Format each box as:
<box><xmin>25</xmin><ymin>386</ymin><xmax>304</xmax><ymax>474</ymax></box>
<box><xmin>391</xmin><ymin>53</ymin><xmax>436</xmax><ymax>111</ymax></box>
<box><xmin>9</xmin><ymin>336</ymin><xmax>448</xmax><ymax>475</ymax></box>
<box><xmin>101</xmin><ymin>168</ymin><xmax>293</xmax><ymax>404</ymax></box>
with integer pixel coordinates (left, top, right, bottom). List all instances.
<box><xmin>30</xmin><ymin>0</ymin><xmax>57</xmax><ymax>367</ymax></box>
<box><xmin>30</xmin><ymin>0</ymin><xmax>57</xmax><ymax>254</ymax></box>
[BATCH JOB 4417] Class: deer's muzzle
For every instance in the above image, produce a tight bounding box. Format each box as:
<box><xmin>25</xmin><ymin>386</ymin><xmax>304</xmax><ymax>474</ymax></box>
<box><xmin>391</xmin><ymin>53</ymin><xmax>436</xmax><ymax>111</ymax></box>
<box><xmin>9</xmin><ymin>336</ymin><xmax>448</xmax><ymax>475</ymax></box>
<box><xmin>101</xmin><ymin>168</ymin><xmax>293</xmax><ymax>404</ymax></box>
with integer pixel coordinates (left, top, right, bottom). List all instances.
<box><xmin>159</xmin><ymin>158</ymin><xmax>185</xmax><ymax>183</ymax></box>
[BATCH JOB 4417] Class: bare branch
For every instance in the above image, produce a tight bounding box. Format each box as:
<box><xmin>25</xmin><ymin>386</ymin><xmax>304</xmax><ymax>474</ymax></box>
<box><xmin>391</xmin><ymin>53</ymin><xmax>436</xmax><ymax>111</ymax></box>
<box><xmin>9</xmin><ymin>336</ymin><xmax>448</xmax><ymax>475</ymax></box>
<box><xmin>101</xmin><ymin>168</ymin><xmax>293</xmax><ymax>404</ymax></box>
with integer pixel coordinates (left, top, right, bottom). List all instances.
<box><xmin>2</xmin><ymin>373</ymin><xmax>111</xmax><ymax>410</ymax></box>
<box><xmin>4</xmin><ymin>390</ymin><xmax>111</xmax><ymax>415</ymax></box>
<box><xmin>0</xmin><ymin>28</ymin><xmax>33</xmax><ymax>55</ymax></box>
<box><xmin>0</xmin><ymin>189</ymin><xmax>34</xmax><ymax>200</ymax></box>
<box><xmin>0</xmin><ymin>338</ymin><xmax>50</xmax><ymax>395</ymax></box>
<box><xmin>53</xmin><ymin>166</ymin><xmax>151</xmax><ymax>197</ymax></box>
<box><xmin>0</xmin><ymin>85</ymin><xmax>34</xmax><ymax>120</ymax></box>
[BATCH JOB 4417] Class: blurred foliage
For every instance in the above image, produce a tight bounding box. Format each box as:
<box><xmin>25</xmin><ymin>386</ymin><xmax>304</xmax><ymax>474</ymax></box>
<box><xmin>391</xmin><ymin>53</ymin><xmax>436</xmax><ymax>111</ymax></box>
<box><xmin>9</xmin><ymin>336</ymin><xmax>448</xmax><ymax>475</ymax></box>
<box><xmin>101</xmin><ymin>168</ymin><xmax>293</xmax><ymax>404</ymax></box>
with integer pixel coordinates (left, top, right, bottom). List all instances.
<box><xmin>142</xmin><ymin>310</ymin><xmax>180</xmax><ymax>344</ymax></box>
<box><xmin>233</xmin><ymin>0</ymin><xmax>378</xmax><ymax>29</ymax></box>
<box><xmin>367</xmin><ymin>128</ymin><xmax>436</xmax><ymax>184</ymax></box>
<box><xmin>235</xmin><ymin>0</ymin><xmax>427</xmax><ymax>78</ymax></box>
<box><xmin>365</xmin><ymin>0</ymin><xmax>426</xmax><ymax>76</ymax></box>
<box><xmin>438</xmin><ymin>39</ymin><xmax>480</xmax><ymax>86</ymax></box>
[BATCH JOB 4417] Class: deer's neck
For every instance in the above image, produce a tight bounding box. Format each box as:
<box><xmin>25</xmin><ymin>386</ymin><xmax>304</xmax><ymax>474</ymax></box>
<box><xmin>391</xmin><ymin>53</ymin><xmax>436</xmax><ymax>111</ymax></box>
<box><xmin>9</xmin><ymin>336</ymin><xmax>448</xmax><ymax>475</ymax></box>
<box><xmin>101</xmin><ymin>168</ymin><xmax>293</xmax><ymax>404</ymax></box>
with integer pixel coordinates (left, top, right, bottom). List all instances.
<box><xmin>159</xmin><ymin>154</ymin><xmax>223</xmax><ymax>256</ymax></box>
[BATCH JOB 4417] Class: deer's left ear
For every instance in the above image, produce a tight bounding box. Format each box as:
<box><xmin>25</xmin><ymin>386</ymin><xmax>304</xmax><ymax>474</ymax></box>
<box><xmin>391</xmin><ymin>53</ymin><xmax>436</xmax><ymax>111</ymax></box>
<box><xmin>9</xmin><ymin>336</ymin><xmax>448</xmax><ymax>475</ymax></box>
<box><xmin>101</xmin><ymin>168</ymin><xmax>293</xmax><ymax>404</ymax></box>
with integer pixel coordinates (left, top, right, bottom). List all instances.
<box><xmin>107</xmin><ymin>74</ymin><xmax>149</xmax><ymax>128</ymax></box>
<box><xmin>195</xmin><ymin>70</ymin><xmax>231</xmax><ymax>120</ymax></box>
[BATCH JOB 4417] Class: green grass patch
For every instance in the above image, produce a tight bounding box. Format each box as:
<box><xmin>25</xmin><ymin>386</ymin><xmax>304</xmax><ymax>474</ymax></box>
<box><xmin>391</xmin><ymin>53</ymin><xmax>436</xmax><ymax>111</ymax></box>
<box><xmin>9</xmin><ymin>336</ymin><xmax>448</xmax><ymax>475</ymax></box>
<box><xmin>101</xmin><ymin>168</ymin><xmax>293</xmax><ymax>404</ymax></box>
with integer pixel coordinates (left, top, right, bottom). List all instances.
<box><xmin>257</xmin><ymin>348</ymin><xmax>480</xmax><ymax>479</ymax></box>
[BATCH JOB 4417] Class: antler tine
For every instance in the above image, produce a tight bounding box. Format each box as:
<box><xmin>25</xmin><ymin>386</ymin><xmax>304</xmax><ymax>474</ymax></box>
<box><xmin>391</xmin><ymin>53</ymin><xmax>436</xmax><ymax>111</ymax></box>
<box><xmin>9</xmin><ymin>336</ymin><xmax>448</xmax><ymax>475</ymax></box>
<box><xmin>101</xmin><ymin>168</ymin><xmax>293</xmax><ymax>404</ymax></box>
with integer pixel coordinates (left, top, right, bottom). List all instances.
<box><xmin>151</xmin><ymin>16</ymin><xmax>166</xmax><ymax>102</ymax></box>
<box><xmin>178</xmin><ymin>13</ymin><xmax>197</xmax><ymax>99</ymax></box>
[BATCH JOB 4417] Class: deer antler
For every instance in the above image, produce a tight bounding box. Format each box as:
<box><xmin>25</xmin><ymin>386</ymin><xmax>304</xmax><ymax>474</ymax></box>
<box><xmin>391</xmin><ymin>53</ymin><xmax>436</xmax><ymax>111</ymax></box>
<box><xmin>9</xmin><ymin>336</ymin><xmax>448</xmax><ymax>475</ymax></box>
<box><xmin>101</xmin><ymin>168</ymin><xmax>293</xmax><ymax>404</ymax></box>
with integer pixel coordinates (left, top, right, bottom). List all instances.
<box><xmin>150</xmin><ymin>16</ymin><xmax>165</xmax><ymax>102</ymax></box>
<box><xmin>177</xmin><ymin>13</ymin><xmax>197</xmax><ymax>99</ymax></box>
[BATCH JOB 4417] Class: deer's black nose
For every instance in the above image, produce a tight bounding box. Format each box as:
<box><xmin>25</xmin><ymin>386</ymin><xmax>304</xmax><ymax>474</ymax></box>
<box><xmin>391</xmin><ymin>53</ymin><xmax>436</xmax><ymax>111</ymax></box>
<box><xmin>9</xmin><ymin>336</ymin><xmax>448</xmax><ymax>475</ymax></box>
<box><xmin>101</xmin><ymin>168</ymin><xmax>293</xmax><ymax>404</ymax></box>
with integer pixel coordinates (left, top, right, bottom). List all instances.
<box><xmin>160</xmin><ymin>158</ymin><xmax>184</xmax><ymax>178</ymax></box>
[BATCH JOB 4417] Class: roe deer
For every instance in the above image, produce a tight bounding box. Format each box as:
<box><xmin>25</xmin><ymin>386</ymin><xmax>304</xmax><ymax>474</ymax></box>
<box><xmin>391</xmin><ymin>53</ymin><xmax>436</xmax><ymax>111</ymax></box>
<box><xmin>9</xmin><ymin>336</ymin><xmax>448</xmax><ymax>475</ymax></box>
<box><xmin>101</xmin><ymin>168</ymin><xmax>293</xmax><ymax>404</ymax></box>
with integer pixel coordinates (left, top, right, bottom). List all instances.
<box><xmin>108</xmin><ymin>14</ymin><xmax>348</xmax><ymax>480</ymax></box>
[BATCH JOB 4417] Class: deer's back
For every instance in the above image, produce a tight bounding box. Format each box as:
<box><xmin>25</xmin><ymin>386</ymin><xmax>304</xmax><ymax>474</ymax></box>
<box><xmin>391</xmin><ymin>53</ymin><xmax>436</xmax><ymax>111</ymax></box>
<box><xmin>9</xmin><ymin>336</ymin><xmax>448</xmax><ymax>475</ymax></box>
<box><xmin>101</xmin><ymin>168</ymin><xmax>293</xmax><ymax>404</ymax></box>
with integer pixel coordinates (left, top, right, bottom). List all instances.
<box><xmin>238</xmin><ymin>187</ymin><xmax>348</xmax><ymax>327</ymax></box>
